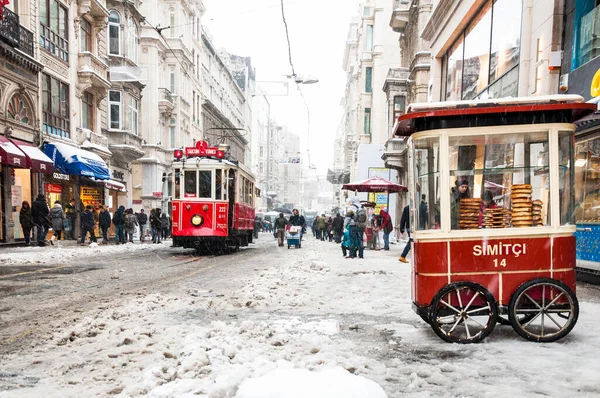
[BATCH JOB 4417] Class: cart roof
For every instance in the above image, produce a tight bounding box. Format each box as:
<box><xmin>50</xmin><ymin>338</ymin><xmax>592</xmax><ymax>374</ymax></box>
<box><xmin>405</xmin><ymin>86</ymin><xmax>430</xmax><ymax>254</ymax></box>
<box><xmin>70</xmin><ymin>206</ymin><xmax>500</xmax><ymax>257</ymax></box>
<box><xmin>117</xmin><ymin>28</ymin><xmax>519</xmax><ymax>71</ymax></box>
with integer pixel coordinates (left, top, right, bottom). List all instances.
<box><xmin>393</xmin><ymin>94</ymin><xmax>597</xmax><ymax>137</ymax></box>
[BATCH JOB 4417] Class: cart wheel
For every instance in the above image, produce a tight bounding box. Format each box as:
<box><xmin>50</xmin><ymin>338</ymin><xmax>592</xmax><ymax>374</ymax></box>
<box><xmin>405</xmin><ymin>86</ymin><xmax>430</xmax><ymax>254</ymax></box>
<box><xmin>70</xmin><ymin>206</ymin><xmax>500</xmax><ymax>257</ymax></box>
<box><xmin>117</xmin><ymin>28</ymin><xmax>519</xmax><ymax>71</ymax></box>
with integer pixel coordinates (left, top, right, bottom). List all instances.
<box><xmin>508</xmin><ymin>278</ymin><xmax>579</xmax><ymax>343</ymax></box>
<box><xmin>429</xmin><ymin>281</ymin><xmax>497</xmax><ymax>344</ymax></box>
<box><xmin>287</xmin><ymin>245</ymin><xmax>290</xmax><ymax>249</ymax></box>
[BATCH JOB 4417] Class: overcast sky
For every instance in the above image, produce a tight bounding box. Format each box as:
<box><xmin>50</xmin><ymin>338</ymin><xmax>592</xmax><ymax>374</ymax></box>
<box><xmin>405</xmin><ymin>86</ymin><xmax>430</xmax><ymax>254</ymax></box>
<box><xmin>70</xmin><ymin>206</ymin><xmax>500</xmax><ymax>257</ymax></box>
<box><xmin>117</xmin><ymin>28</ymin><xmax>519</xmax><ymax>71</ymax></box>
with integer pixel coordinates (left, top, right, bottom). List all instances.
<box><xmin>203</xmin><ymin>0</ymin><xmax>361</xmax><ymax>178</ymax></box>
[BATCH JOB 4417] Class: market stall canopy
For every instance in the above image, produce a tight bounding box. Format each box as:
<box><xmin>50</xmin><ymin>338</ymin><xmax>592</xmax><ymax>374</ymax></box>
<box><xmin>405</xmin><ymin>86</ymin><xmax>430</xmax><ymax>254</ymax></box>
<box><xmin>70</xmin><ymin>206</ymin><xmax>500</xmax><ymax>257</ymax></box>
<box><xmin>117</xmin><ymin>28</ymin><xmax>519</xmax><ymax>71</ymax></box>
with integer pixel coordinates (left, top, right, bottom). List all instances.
<box><xmin>0</xmin><ymin>135</ymin><xmax>27</xmax><ymax>168</ymax></box>
<box><xmin>10</xmin><ymin>139</ymin><xmax>53</xmax><ymax>173</ymax></box>
<box><xmin>342</xmin><ymin>176</ymin><xmax>408</xmax><ymax>193</ymax></box>
<box><xmin>44</xmin><ymin>142</ymin><xmax>110</xmax><ymax>180</ymax></box>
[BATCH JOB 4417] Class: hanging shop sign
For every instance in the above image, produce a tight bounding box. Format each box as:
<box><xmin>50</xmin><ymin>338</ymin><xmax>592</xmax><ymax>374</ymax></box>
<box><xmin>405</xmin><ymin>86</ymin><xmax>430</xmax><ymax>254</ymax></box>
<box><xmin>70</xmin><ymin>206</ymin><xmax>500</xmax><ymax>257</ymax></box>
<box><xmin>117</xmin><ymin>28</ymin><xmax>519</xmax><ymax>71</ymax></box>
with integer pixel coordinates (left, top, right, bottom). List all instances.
<box><xmin>152</xmin><ymin>192</ymin><xmax>163</xmax><ymax>198</ymax></box>
<box><xmin>53</xmin><ymin>172</ymin><xmax>70</xmax><ymax>181</ymax></box>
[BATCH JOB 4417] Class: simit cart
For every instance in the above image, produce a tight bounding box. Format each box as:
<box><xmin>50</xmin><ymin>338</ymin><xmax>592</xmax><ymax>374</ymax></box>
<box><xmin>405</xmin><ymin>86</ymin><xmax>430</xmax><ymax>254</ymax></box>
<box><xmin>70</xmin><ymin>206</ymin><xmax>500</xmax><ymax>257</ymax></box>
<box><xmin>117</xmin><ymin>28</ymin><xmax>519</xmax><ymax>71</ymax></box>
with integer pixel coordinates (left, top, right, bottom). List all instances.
<box><xmin>393</xmin><ymin>95</ymin><xmax>596</xmax><ymax>344</ymax></box>
<box><xmin>286</xmin><ymin>226</ymin><xmax>302</xmax><ymax>249</ymax></box>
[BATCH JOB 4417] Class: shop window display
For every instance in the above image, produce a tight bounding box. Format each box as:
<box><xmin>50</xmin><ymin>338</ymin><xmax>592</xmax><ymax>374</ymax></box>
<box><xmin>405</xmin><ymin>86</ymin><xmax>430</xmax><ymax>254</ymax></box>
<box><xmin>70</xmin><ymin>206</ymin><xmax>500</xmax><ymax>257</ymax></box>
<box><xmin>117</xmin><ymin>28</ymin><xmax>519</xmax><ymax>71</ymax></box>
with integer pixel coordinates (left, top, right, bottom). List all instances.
<box><xmin>575</xmin><ymin>137</ymin><xmax>600</xmax><ymax>223</ymax></box>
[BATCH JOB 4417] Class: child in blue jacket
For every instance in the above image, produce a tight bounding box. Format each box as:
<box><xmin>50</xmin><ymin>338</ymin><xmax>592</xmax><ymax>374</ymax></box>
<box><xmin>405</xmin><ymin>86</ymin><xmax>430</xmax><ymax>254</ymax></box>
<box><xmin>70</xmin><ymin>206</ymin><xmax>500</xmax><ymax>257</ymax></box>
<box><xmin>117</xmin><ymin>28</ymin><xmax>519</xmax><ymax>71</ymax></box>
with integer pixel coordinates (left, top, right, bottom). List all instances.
<box><xmin>341</xmin><ymin>224</ymin><xmax>351</xmax><ymax>257</ymax></box>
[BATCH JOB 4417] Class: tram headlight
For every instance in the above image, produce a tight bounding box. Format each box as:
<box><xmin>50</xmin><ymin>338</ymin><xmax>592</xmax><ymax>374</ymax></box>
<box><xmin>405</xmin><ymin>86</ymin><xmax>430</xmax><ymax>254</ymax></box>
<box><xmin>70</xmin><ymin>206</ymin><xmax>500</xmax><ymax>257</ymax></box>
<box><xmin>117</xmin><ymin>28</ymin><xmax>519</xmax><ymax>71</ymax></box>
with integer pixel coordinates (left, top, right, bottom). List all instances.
<box><xmin>191</xmin><ymin>214</ymin><xmax>203</xmax><ymax>227</ymax></box>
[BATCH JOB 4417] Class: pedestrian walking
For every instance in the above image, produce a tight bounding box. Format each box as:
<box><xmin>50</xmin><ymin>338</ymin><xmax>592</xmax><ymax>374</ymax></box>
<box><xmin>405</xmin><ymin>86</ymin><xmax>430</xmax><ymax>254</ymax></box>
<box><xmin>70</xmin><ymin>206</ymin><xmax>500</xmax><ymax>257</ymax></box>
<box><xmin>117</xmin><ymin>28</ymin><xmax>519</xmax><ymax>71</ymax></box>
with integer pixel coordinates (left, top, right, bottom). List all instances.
<box><xmin>378</xmin><ymin>208</ymin><xmax>393</xmax><ymax>251</ymax></box>
<box><xmin>80</xmin><ymin>205</ymin><xmax>97</xmax><ymax>244</ymax></box>
<box><xmin>332</xmin><ymin>213</ymin><xmax>344</xmax><ymax>243</ymax></box>
<box><xmin>289</xmin><ymin>209</ymin><xmax>305</xmax><ymax>241</ymax></box>
<box><xmin>64</xmin><ymin>198</ymin><xmax>76</xmax><ymax>239</ymax></box>
<box><xmin>317</xmin><ymin>214</ymin><xmax>327</xmax><ymax>241</ymax></box>
<box><xmin>99</xmin><ymin>205</ymin><xmax>111</xmax><ymax>244</ymax></box>
<box><xmin>136</xmin><ymin>209</ymin><xmax>148</xmax><ymax>242</ymax></box>
<box><xmin>19</xmin><ymin>201</ymin><xmax>33</xmax><ymax>245</ymax></box>
<box><xmin>341</xmin><ymin>224</ymin><xmax>351</xmax><ymax>257</ymax></box>
<box><xmin>274</xmin><ymin>213</ymin><xmax>288</xmax><ymax>247</ymax></box>
<box><xmin>50</xmin><ymin>201</ymin><xmax>65</xmax><ymax>245</ymax></box>
<box><xmin>350</xmin><ymin>204</ymin><xmax>367</xmax><ymax>259</ymax></box>
<box><xmin>112</xmin><ymin>205</ymin><xmax>126</xmax><ymax>244</ymax></box>
<box><xmin>312</xmin><ymin>217</ymin><xmax>318</xmax><ymax>238</ymax></box>
<box><xmin>160</xmin><ymin>212</ymin><xmax>169</xmax><ymax>240</ymax></box>
<box><xmin>32</xmin><ymin>194</ymin><xmax>50</xmax><ymax>247</ymax></box>
<box><xmin>124</xmin><ymin>209</ymin><xmax>138</xmax><ymax>243</ymax></box>
<box><xmin>399</xmin><ymin>205</ymin><xmax>412</xmax><ymax>263</ymax></box>
<box><xmin>150</xmin><ymin>208</ymin><xmax>162</xmax><ymax>243</ymax></box>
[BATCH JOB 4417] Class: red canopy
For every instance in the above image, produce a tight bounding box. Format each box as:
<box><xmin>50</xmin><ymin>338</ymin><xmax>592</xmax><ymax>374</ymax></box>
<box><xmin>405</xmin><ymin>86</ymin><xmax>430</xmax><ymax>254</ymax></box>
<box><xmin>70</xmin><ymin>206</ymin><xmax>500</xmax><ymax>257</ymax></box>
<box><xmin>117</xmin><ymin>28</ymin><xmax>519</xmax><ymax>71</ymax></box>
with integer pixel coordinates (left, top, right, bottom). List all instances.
<box><xmin>342</xmin><ymin>176</ymin><xmax>407</xmax><ymax>193</ymax></box>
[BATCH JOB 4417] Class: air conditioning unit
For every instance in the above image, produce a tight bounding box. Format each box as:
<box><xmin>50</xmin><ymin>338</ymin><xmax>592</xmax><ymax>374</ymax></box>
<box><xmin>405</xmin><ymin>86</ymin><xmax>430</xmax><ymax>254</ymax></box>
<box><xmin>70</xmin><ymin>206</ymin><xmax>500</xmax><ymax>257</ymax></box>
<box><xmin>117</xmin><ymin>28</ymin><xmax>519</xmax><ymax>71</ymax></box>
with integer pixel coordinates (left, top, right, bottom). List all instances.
<box><xmin>559</xmin><ymin>74</ymin><xmax>569</xmax><ymax>92</ymax></box>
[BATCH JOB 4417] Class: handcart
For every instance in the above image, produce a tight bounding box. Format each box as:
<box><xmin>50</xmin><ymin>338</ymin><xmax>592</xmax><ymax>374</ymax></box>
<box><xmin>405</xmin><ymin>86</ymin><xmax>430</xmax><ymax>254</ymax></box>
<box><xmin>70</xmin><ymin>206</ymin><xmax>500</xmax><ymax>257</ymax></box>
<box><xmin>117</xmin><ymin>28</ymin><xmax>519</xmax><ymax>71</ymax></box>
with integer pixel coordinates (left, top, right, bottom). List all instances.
<box><xmin>286</xmin><ymin>226</ymin><xmax>302</xmax><ymax>249</ymax></box>
<box><xmin>393</xmin><ymin>94</ymin><xmax>596</xmax><ymax>344</ymax></box>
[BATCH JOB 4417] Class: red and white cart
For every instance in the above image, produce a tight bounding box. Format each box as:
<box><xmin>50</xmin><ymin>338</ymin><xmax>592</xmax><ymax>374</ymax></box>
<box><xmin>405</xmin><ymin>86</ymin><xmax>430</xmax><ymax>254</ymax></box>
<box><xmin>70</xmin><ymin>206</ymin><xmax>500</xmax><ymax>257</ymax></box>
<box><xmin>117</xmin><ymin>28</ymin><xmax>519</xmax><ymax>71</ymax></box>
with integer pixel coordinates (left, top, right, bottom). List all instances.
<box><xmin>393</xmin><ymin>95</ymin><xmax>597</xmax><ymax>343</ymax></box>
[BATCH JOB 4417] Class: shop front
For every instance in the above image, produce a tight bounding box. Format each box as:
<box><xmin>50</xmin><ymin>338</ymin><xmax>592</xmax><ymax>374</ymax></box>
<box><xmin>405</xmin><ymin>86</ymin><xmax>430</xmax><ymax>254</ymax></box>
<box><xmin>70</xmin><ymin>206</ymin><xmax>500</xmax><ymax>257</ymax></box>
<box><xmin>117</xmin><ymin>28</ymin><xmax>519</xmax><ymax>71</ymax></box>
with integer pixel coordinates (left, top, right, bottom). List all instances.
<box><xmin>0</xmin><ymin>136</ymin><xmax>54</xmax><ymax>243</ymax></box>
<box><xmin>43</xmin><ymin>142</ymin><xmax>111</xmax><ymax>239</ymax></box>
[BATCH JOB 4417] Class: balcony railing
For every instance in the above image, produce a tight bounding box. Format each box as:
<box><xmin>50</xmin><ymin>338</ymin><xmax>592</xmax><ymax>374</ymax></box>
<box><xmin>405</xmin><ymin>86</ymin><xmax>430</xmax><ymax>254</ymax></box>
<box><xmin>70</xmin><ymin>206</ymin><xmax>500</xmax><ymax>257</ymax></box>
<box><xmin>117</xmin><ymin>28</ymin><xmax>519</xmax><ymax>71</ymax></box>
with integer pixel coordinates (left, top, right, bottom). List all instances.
<box><xmin>390</xmin><ymin>0</ymin><xmax>411</xmax><ymax>33</ymax></box>
<box><xmin>0</xmin><ymin>7</ymin><xmax>34</xmax><ymax>57</ymax></box>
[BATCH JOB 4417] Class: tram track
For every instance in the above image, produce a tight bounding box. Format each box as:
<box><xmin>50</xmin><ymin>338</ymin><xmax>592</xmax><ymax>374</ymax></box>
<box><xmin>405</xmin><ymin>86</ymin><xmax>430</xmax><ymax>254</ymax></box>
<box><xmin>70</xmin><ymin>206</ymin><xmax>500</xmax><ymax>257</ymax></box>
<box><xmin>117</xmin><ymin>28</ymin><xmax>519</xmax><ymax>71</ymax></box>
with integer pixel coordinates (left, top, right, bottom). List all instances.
<box><xmin>0</xmin><ymin>246</ymin><xmax>256</xmax><ymax>354</ymax></box>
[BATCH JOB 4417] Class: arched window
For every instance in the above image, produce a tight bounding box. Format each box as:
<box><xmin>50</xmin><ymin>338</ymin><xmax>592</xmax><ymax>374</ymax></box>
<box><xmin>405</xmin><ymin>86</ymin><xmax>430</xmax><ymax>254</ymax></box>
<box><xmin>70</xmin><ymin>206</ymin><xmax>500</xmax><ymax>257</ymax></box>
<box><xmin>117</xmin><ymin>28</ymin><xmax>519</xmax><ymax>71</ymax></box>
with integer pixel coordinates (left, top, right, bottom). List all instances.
<box><xmin>108</xmin><ymin>11</ymin><xmax>120</xmax><ymax>56</ymax></box>
<box><xmin>7</xmin><ymin>95</ymin><xmax>31</xmax><ymax>125</ymax></box>
<box><xmin>127</xmin><ymin>17</ymin><xmax>138</xmax><ymax>63</ymax></box>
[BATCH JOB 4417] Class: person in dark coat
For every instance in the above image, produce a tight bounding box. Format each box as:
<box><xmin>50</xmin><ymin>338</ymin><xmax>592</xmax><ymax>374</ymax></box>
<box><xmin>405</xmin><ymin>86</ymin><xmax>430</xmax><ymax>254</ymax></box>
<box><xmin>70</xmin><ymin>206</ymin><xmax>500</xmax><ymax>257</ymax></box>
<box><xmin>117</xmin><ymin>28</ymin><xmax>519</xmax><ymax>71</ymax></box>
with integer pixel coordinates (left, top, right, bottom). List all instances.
<box><xmin>160</xmin><ymin>213</ymin><xmax>169</xmax><ymax>240</ymax></box>
<box><xmin>289</xmin><ymin>209</ymin><xmax>306</xmax><ymax>240</ymax></box>
<box><xmin>419</xmin><ymin>194</ymin><xmax>429</xmax><ymax>230</ymax></box>
<box><xmin>99</xmin><ymin>205</ymin><xmax>111</xmax><ymax>244</ymax></box>
<box><xmin>332</xmin><ymin>213</ymin><xmax>344</xmax><ymax>243</ymax></box>
<box><xmin>399</xmin><ymin>205</ymin><xmax>411</xmax><ymax>263</ymax></box>
<box><xmin>80</xmin><ymin>205</ymin><xmax>97</xmax><ymax>244</ymax></box>
<box><xmin>32</xmin><ymin>194</ymin><xmax>50</xmax><ymax>246</ymax></box>
<box><xmin>150</xmin><ymin>208</ymin><xmax>162</xmax><ymax>243</ymax></box>
<box><xmin>64</xmin><ymin>198</ymin><xmax>77</xmax><ymax>240</ymax></box>
<box><xmin>274</xmin><ymin>213</ymin><xmax>288</xmax><ymax>247</ymax></box>
<box><xmin>136</xmin><ymin>209</ymin><xmax>148</xmax><ymax>242</ymax></box>
<box><xmin>19</xmin><ymin>201</ymin><xmax>34</xmax><ymax>245</ymax></box>
<box><xmin>112</xmin><ymin>205</ymin><xmax>126</xmax><ymax>244</ymax></box>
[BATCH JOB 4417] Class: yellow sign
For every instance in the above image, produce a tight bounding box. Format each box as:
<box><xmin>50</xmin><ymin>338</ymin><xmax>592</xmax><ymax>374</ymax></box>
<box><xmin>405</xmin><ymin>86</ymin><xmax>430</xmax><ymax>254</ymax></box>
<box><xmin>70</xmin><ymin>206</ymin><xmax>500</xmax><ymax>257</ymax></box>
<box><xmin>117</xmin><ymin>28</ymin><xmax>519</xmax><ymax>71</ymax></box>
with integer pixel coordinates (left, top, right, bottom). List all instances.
<box><xmin>591</xmin><ymin>68</ymin><xmax>600</xmax><ymax>98</ymax></box>
<box><xmin>80</xmin><ymin>187</ymin><xmax>102</xmax><ymax>207</ymax></box>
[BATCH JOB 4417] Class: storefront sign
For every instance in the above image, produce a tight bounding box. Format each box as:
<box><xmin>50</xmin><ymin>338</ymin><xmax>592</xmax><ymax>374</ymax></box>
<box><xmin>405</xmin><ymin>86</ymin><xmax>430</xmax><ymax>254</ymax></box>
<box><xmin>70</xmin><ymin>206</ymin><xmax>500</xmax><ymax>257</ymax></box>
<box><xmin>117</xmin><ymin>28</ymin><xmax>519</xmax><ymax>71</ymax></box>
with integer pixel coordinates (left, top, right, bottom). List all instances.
<box><xmin>53</xmin><ymin>172</ymin><xmax>70</xmax><ymax>181</ymax></box>
<box><xmin>132</xmin><ymin>199</ymin><xmax>143</xmax><ymax>204</ymax></box>
<box><xmin>46</xmin><ymin>183</ymin><xmax>63</xmax><ymax>194</ymax></box>
<box><xmin>152</xmin><ymin>192</ymin><xmax>163</xmax><ymax>198</ymax></box>
<box><xmin>112</xmin><ymin>169</ymin><xmax>125</xmax><ymax>180</ymax></box>
<box><xmin>566</xmin><ymin>57</ymin><xmax>600</xmax><ymax>101</ymax></box>
<box><xmin>11</xmin><ymin>186</ymin><xmax>22</xmax><ymax>207</ymax></box>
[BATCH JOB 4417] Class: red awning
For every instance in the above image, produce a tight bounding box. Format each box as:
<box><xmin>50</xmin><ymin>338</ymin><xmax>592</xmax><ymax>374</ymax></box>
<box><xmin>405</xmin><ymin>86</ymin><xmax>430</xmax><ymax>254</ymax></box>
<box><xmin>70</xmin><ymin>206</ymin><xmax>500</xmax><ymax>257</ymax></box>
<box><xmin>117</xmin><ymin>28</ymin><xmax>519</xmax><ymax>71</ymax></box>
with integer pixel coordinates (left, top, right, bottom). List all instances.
<box><xmin>0</xmin><ymin>135</ymin><xmax>27</xmax><ymax>168</ymax></box>
<box><xmin>10</xmin><ymin>139</ymin><xmax>54</xmax><ymax>173</ymax></box>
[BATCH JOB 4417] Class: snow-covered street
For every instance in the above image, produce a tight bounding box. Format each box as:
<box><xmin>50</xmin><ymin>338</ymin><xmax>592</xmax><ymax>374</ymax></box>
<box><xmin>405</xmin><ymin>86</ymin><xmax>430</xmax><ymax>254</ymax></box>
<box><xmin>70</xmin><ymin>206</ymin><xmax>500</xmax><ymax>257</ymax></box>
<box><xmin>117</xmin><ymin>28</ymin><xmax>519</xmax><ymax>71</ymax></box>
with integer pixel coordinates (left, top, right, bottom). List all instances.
<box><xmin>1</xmin><ymin>235</ymin><xmax>600</xmax><ymax>397</ymax></box>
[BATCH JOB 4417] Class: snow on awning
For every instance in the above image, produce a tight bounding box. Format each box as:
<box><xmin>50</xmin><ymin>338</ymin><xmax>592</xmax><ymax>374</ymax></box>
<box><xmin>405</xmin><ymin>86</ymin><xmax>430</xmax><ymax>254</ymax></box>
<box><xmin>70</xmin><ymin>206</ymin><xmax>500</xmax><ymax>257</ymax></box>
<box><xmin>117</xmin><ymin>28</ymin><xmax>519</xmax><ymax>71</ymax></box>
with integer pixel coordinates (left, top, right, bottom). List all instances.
<box><xmin>104</xmin><ymin>179</ymin><xmax>127</xmax><ymax>192</ymax></box>
<box><xmin>10</xmin><ymin>139</ymin><xmax>53</xmax><ymax>173</ymax></box>
<box><xmin>0</xmin><ymin>135</ymin><xmax>27</xmax><ymax>168</ymax></box>
<box><xmin>43</xmin><ymin>142</ymin><xmax>110</xmax><ymax>180</ymax></box>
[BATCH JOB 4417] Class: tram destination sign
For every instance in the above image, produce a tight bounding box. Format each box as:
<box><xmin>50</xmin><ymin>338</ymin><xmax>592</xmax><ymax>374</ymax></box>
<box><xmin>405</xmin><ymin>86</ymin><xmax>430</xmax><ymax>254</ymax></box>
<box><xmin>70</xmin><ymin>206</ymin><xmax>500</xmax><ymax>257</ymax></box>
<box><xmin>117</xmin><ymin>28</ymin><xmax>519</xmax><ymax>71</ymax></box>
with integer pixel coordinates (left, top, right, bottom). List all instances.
<box><xmin>181</xmin><ymin>140</ymin><xmax>225</xmax><ymax>159</ymax></box>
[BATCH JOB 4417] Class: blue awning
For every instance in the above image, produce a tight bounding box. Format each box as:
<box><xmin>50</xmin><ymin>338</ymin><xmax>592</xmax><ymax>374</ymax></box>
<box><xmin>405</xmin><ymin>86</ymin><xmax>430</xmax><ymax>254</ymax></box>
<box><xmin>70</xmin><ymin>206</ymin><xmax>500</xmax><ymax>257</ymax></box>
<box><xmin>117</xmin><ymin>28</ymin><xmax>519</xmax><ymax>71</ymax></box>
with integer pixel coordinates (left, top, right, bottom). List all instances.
<box><xmin>44</xmin><ymin>142</ymin><xmax>110</xmax><ymax>180</ymax></box>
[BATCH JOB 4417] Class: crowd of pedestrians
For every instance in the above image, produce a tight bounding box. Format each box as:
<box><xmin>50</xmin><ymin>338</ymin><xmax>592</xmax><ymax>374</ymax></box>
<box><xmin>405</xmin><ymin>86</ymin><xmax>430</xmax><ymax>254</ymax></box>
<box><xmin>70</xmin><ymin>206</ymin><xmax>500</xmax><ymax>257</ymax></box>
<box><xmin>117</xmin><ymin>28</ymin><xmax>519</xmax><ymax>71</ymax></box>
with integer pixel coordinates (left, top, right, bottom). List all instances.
<box><xmin>18</xmin><ymin>195</ymin><xmax>170</xmax><ymax>247</ymax></box>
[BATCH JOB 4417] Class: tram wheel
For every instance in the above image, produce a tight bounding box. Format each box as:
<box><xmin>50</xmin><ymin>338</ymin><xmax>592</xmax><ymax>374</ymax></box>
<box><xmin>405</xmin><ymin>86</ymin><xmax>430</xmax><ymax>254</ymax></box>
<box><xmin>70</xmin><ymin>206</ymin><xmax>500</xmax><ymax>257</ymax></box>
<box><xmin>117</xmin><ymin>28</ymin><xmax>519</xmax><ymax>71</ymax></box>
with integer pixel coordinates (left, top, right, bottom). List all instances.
<box><xmin>508</xmin><ymin>278</ymin><xmax>579</xmax><ymax>343</ymax></box>
<box><xmin>429</xmin><ymin>281</ymin><xmax>497</xmax><ymax>344</ymax></box>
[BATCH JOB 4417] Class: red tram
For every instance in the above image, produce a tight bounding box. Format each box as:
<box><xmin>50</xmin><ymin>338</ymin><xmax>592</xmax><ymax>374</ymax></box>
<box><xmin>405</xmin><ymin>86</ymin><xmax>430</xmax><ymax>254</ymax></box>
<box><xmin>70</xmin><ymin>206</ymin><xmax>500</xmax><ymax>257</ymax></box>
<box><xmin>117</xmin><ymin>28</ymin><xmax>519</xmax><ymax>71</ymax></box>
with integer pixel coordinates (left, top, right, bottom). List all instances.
<box><xmin>393</xmin><ymin>95</ymin><xmax>597</xmax><ymax>344</ymax></box>
<box><xmin>171</xmin><ymin>140</ymin><xmax>256</xmax><ymax>251</ymax></box>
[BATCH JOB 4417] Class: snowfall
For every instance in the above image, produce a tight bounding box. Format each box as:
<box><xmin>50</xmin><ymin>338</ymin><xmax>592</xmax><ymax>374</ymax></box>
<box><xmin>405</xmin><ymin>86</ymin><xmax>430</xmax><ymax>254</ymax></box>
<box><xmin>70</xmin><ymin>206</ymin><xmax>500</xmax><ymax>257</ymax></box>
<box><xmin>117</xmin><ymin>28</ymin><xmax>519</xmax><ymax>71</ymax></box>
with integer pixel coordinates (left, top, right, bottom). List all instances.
<box><xmin>1</xmin><ymin>235</ymin><xmax>600</xmax><ymax>398</ymax></box>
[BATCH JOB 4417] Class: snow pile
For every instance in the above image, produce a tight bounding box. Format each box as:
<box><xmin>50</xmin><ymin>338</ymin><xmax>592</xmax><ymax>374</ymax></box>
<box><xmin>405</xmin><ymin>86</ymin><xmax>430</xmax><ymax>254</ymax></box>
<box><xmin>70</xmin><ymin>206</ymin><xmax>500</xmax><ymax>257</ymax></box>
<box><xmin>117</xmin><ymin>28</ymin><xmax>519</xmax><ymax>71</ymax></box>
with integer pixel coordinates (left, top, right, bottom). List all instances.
<box><xmin>0</xmin><ymin>242</ymin><xmax>168</xmax><ymax>266</ymax></box>
<box><xmin>236</xmin><ymin>367</ymin><xmax>387</xmax><ymax>398</ymax></box>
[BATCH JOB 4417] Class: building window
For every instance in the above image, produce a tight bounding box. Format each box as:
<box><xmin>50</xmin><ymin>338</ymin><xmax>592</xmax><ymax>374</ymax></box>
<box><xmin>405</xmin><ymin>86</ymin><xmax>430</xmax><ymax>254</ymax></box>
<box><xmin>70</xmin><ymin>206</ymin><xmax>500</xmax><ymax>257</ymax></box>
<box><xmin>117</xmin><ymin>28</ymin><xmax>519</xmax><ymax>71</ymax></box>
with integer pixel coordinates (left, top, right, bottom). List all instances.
<box><xmin>80</xmin><ymin>18</ymin><xmax>92</xmax><ymax>52</ymax></box>
<box><xmin>42</xmin><ymin>73</ymin><xmax>70</xmax><ymax>138</ymax></box>
<box><xmin>170</xmin><ymin>118</ymin><xmax>176</xmax><ymax>148</ymax></box>
<box><xmin>393</xmin><ymin>96</ymin><xmax>405</xmax><ymax>121</ymax></box>
<box><xmin>7</xmin><ymin>95</ymin><xmax>31</xmax><ymax>125</ymax></box>
<box><xmin>170</xmin><ymin>70</ymin><xmax>176</xmax><ymax>93</ymax></box>
<box><xmin>108</xmin><ymin>11</ymin><xmax>120</xmax><ymax>55</ymax></box>
<box><xmin>573</xmin><ymin>1</ymin><xmax>600</xmax><ymax>68</ymax></box>
<box><xmin>127</xmin><ymin>17</ymin><xmax>138</xmax><ymax>63</ymax></box>
<box><xmin>365</xmin><ymin>25</ymin><xmax>373</xmax><ymax>51</ymax></box>
<box><xmin>39</xmin><ymin>0</ymin><xmax>68</xmax><ymax>61</ymax></box>
<box><xmin>109</xmin><ymin>90</ymin><xmax>121</xmax><ymax>129</ymax></box>
<box><xmin>81</xmin><ymin>91</ymin><xmax>94</xmax><ymax>130</ymax></box>
<box><xmin>128</xmin><ymin>97</ymin><xmax>138</xmax><ymax>135</ymax></box>
<box><xmin>365</xmin><ymin>66</ymin><xmax>372</xmax><ymax>93</ymax></box>
<box><xmin>169</xmin><ymin>10</ymin><xmax>175</xmax><ymax>38</ymax></box>
<box><xmin>260</xmin><ymin>146</ymin><xmax>264</xmax><ymax>157</ymax></box>
<box><xmin>363</xmin><ymin>108</ymin><xmax>371</xmax><ymax>135</ymax></box>
<box><xmin>444</xmin><ymin>0</ymin><xmax>522</xmax><ymax>100</ymax></box>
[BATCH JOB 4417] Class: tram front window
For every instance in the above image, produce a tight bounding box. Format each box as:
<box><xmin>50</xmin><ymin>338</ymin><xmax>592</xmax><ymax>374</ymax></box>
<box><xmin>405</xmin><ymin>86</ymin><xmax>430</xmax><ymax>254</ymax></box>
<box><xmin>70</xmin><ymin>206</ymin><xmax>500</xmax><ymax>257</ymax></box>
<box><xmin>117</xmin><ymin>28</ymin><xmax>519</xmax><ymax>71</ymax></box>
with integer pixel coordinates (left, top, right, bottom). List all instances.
<box><xmin>448</xmin><ymin>131</ymin><xmax>550</xmax><ymax>230</ymax></box>
<box><xmin>198</xmin><ymin>171</ymin><xmax>211</xmax><ymax>198</ymax></box>
<box><xmin>412</xmin><ymin>137</ymin><xmax>440</xmax><ymax>231</ymax></box>
<box><xmin>184</xmin><ymin>171</ymin><xmax>197</xmax><ymax>197</ymax></box>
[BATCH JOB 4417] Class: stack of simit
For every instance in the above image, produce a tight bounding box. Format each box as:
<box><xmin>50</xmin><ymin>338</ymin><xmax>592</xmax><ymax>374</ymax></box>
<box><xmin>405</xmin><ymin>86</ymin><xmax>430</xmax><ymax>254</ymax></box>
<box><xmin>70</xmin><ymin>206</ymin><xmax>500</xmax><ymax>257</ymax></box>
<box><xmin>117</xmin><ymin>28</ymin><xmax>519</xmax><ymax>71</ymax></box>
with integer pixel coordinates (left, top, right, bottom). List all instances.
<box><xmin>511</xmin><ymin>183</ymin><xmax>533</xmax><ymax>227</ymax></box>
